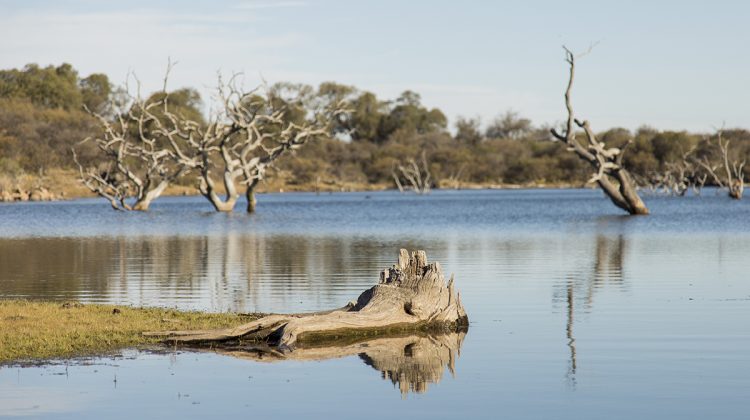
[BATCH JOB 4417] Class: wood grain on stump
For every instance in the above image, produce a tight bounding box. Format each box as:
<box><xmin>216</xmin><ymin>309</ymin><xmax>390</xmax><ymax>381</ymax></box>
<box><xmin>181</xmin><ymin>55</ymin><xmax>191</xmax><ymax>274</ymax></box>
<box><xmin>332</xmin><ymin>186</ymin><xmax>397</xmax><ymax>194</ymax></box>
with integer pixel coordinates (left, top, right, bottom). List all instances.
<box><xmin>145</xmin><ymin>249</ymin><xmax>468</xmax><ymax>350</ymax></box>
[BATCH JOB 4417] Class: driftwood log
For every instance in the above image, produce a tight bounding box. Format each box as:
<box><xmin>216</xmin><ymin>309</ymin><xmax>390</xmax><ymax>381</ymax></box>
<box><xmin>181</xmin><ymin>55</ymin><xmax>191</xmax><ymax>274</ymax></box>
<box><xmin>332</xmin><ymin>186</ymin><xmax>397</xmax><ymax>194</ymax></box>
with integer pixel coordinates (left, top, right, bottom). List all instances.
<box><xmin>145</xmin><ymin>249</ymin><xmax>468</xmax><ymax>349</ymax></box>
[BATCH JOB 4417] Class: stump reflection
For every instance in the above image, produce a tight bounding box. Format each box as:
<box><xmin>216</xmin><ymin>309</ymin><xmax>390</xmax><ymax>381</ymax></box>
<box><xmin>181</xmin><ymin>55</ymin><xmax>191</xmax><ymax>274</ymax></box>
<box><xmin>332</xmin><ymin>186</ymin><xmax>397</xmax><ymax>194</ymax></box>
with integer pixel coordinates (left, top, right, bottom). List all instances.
<box><xmin>215</xmin><ymin>331</ymin><xmax>467</xmax><ymax>397</ymax></box>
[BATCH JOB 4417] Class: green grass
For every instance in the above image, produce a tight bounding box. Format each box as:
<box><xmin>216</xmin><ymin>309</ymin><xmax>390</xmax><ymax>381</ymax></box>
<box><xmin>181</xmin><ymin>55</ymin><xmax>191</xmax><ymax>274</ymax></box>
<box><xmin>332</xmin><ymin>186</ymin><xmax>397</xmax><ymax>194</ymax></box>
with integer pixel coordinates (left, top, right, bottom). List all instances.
<box><xmin>0</xmin><ymin>300</ymin><xmax>260</xmax><ymax>364</ymax></box>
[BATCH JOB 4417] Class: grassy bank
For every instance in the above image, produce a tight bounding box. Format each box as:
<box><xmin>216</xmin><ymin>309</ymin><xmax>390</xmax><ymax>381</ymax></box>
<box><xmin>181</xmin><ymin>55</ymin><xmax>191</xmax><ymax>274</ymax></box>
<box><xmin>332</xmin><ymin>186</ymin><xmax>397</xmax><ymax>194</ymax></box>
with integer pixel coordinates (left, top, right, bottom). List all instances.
<box><xmin>0</xmin><ymin>300</ymin><xmax>260</xmax><ymax>364</ymax></box>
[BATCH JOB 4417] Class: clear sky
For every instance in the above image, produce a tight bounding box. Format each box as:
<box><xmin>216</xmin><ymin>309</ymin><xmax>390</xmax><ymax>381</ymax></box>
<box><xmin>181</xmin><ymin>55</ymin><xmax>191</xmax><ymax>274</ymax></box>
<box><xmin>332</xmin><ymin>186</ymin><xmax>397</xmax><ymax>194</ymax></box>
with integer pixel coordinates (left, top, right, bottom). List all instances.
<box><xmin>1</xmin><ymin>0</ymin><xmax>748</xmax><ymax>132</ymax></box>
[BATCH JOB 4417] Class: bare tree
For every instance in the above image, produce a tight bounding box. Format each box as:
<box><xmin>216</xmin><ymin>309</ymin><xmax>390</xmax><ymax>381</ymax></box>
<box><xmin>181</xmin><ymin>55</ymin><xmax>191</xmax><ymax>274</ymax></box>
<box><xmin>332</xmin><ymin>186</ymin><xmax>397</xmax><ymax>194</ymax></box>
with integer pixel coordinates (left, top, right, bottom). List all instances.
<box><xmin>550</xmin><ymin>47</ymin><xmax>649</xmax><ymax>215</ymax></box>
<box><xmin>73</xmin><ymin>67</ymin><xmax>194</xmax><ymax>211</ymax></box>
<box><xmin>189</xmin><ymin>78</ymin><xmax>344</xmax><ymax>212</ymax></box>
<box><xmin>392</xmin><ymin>150</ymin><xmax>432</xmax><ymax>194</ymax></box>
<box><xmin>695</xmin><ymin>129</ymin><xmax>745</xmax><ymax>200</ymax></box>
<box><xmin>444</xmin><ymin>163</ymin><xmax>467</xmax><ymax>190</ymax></box>
<box><xmin>643</xmin><ymin>145</ymin><xmax>704</xmax><ymax>196</ymax></box>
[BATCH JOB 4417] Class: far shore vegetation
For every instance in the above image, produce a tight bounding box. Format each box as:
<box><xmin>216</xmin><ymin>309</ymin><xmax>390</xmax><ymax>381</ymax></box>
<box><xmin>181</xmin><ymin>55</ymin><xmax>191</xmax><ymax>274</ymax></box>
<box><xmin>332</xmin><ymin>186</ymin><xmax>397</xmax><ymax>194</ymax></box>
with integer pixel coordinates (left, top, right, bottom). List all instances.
<box><xmin>0</xmin><ymin>299</ymin><xmax>260</xmax><ymax>364</ymax></box>
<box><xmin>1</xmin><ymin>63</ymin><xmax>748</xmax><ymax>205</ymax></box>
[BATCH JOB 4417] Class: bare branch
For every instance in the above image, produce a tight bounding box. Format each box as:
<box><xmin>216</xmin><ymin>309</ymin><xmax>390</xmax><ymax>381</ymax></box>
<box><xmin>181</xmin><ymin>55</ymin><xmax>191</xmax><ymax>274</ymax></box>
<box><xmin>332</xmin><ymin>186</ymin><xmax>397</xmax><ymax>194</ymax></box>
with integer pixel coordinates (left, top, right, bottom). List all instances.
<box><xmin>693</xmin><ymin>127</ymin><xmax>745</xmax><ymax>199</ymax></box>
<box><xmin>72</xmin><ymin>66</ymin><xmax>198</xmax><ymax>211</ymax></box>
<box><xmin>552</xmin><ymin>46</ymin><xmax>648</xmax><ymax>215</ymax></box>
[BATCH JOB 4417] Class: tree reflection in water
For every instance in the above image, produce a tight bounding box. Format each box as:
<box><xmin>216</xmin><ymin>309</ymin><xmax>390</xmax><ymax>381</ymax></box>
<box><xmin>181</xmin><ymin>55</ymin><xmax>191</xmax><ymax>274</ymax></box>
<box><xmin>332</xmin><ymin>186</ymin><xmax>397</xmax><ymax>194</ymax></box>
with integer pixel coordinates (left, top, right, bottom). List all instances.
<box><xmin>562</xmin><ymin>233</ymin><xmax>627</xmax><ymax>389</ymax></box>
<box><xmin>214</xmin><ymin>331</ymin><xmax>466</xmax><ymax>397</ymax></box>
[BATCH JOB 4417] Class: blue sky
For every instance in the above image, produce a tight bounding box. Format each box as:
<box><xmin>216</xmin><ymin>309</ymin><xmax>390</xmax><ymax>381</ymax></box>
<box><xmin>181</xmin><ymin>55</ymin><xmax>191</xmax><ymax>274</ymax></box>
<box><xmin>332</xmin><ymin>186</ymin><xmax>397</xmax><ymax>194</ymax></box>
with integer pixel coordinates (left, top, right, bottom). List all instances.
<box><xmin>0</xmin><ymin>0</ymin><xmax>748</xmax><ymax>132</ymax></box>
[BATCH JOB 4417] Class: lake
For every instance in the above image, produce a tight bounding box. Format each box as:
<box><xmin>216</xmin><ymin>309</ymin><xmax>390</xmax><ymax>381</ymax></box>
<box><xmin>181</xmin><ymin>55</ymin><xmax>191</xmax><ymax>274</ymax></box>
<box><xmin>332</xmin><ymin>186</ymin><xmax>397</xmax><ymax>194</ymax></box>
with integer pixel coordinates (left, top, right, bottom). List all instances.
<box><xmin>1</xmin><ymin>189</ymin><xmax>749</xmax><ymax>419</ymax></box>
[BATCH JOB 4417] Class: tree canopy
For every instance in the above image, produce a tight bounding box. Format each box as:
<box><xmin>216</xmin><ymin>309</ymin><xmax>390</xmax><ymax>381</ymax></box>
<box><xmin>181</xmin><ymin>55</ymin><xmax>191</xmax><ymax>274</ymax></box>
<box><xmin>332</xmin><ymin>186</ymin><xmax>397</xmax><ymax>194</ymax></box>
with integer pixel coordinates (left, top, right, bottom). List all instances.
<box><xmin>0</xmin><ymin>62</ymin><xmax>748</xmax><ymax>195</ymax></box>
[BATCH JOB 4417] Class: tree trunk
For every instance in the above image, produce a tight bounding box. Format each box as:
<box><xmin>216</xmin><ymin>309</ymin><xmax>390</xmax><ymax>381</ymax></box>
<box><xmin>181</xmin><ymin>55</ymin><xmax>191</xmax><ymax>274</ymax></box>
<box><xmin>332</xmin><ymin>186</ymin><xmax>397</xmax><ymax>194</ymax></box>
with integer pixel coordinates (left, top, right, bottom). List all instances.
<box><xmin>145</xmin><ymin>249</ymin><xmax>469</xmax><ymax>350</ymax></box>
<box><xmin>132</xmin><ymin>181</ymin><xmax>169</xmax><ymax>211</ymax></box>
<box><xmin>205</xmin><ymin>194</ymin><xmax>238</xmax><ymax>212</ymax></box>
<box><xmin>550</xmin><ymin>47</ymin><xmax>649</xmax><ymax>216</ymax></box>
<box><xmin>201</xmin><ymin>170</ymin><xmax>240</xmax><ymax>212</ymax></box>
<box><xmin>729</xmin><ymin>179</ymin><xmax>744</xmax><ymax>200</ymax></box>
<box><xmin>614</xmin><ymin>169</ymin><xmax>650</xmax><ymax>215</ymax></box>
<box><xmin>246</xmin><ymin>184</ymin><xmax>257</xmax><ymax>213</ymax></box>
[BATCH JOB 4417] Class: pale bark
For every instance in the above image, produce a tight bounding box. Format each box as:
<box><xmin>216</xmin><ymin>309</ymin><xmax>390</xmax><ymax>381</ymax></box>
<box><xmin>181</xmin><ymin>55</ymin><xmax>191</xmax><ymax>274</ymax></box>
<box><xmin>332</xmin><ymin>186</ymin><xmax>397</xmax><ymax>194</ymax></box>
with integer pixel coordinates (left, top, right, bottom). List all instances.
<box><xmin>145</xmin><ymin>249</ymin><xmax>469</xmax><ymax>350</ymax></box>
<box><xmin>550</xmin><ymin>47</ymin><xmax>649</xmax><ymax>215</ymax></box>
<box><xmin>245</xmin><ymin>181</ymin><xmax>258</xmax><ymax>213</ymax></box>
<box><xmin>73</xmin><ymin>63</ymin><xmax>195</xmax><ymax>211</ymax></box>
<box><xmin>218</xmin><ymin>331</ymin><xmax>466</xmax><ymax>396</ymax></box>
<box><xmin>641</xmin><ymin>145</ymin><xmax>709</xmax><ymax>196</ymax></box>
<box><xmin>132</xmin><ymin>179</ymin><xmax>170</xmax><ymax>211</ymax></box>
<box><xmin>394</xmin><ymin>150</ymin><xmax>432</xmax><ymax>194</ymax></box>
<box><xmin>696</xmin><ymin>129</ymin><xmax>745</xmax><ymax>200</ymax></box>
<box><xmin>185</xmin><ymin>77</ymin><xmax>344</xmax><ymax>212</ymax></box>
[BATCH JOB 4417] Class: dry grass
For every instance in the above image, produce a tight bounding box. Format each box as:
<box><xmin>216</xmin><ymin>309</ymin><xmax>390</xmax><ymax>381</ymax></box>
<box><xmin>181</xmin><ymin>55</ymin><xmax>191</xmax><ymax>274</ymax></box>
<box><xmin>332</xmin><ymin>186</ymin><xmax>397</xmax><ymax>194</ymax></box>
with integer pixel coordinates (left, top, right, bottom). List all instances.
<box><xmin>1</xmin><ymin>168</ymin><xmax>388</xmax><ymax>200</ymax></box>
<box><xmin>0</xmin><ymin>300</ymin><xmax>260</xmax><ymax>364</ymax></box>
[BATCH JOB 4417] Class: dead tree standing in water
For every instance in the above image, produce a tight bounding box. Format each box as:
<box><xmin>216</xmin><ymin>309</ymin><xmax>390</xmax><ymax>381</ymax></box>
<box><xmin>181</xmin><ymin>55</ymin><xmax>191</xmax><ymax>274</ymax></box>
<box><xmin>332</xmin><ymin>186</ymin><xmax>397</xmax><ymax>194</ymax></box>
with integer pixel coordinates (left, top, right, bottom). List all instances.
<box><xmin>645</xmin><ymin>145</ymin><xmax>706</xmax><ymax>196</ymax></box>
<box><xmin>73</xmin><ymin>68</ymin><xmax>193</xmax><ymax>211</ymax></box>
<box><xmin>695</xmin><ymin>129</ymin><xmax>745</xmax><ymax>200</ymax></box>
<box><xmin>191</xmin><ymin>79</ymin><xmax>344</xmax><ymax>213</ymax></box>
<box><xmin>550</xmin><ymin>47</ymin><xmax>649</xmax><ymax>215</ymax></box>
<box><xmin>392</xmin><ymin>151</ymin><xmax>432</xmax><ymax>194</ymax></box>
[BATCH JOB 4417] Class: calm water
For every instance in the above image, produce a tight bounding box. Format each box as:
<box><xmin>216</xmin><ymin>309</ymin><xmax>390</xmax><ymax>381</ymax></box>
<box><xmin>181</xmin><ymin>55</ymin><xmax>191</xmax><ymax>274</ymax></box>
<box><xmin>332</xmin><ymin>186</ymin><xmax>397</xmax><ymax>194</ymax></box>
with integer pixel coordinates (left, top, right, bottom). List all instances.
<box><xmin>1</xmin><ymin>189</ymin><xmax>749</xmax><ymax>419</ymax></box>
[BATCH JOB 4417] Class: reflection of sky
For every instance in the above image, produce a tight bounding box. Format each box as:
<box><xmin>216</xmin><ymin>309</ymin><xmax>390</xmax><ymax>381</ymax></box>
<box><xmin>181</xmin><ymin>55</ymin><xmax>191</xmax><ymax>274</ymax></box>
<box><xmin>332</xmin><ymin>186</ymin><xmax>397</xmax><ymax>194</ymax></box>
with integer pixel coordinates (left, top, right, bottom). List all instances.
<box><xmin>1</xmin><ymin>190</ymin><xmax>749</xmax><ymax>239</ymax></box>
<box><xmin>0</xmin><ymin>382</ymin><xmax>85</xmax><ymax>417</ymax></box>
<box><xmin>0</xmin><ymin>191</ymin><xmax>749</xmax><ymax>418</ymax></box>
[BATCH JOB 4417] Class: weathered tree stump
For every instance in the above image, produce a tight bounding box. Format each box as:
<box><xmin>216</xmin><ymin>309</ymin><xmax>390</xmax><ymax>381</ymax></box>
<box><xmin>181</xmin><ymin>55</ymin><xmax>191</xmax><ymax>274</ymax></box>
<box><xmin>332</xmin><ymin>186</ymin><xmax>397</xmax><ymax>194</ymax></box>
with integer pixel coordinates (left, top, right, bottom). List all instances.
<box><xmin>145</xmin><ymin>249</ymin><xmax>468</xmax><ymax>349</ymax></box>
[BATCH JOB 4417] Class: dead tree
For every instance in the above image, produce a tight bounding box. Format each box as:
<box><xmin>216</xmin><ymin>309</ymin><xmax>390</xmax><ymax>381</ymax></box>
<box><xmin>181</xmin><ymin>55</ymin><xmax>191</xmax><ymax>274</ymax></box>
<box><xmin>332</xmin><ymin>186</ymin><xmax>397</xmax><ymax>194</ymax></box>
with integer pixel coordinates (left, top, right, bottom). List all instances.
<box><xmin>393</xmin><ymin>151</ymin><xmax>432</xmax><ymax>194</ymax></box>
<box><xmin>145</xmin><ymin>249</ymin><xmax>468</xmax><ymax>350</ymax></box>
<box><xmin>646</xmin><ymin>145</ymin><xmax>701</xmax><ymax>196</ymax></box>
<box><xmin>392</xmin><ymin>163</ymin><xmax>406</xmax><ymax>193</ymax></box>
<box><xmin>73</xmin><ymin>67</ymin><xmax>193</xmax><ymax>211</ymax></box>
<box><xmin>695</xmin><ymin>129</ymin><xmax>745</xmax><ymax>200</ymax></box>
<box><xmin>190</xmin><ymin>78</ymin><xmax>343</xmax><ymax>212</ymax></box>
<box><xmin>691</xmin><ymin>172</ymin><xmax>709</xmax><ymax>196</ymax></box>
<box><xmin>550</xmin><ymin>47</ymin><xmax>649</xmax><ymax>215</ymax></box>
<box><xmin>443</xmin><ymin>164</ymin><xmax>467</xmax><ymax>190</ymax></box>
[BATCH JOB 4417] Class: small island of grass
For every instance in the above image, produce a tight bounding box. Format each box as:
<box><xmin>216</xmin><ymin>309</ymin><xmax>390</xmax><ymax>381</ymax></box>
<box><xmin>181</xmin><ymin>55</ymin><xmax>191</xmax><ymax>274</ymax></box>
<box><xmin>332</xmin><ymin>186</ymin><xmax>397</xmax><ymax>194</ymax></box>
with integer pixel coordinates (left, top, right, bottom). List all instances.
<box><xmin>0</xmin><ymin>300</ymin><xmax>260</xmax><ymax>364</ymax></box>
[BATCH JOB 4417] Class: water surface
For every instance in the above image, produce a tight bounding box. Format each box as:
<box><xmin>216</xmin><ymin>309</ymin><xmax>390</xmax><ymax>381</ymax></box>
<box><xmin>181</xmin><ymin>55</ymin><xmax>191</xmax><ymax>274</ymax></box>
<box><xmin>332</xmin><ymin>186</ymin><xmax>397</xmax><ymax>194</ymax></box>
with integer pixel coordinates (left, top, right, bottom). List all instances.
<box><xmin>1</xmin><ymin>189</ymin><xmax>749</xmax><ymax>419</ymax></box>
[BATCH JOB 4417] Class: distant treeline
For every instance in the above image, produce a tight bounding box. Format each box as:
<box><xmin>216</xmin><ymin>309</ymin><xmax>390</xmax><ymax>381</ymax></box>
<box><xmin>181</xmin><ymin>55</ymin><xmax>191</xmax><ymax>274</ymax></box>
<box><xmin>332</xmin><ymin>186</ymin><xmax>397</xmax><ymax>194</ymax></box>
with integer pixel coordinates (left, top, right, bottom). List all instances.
<box><xmin>1</xmin><ymin>63</ymin><xmax>748</xmax><ymax>192</ymax></box>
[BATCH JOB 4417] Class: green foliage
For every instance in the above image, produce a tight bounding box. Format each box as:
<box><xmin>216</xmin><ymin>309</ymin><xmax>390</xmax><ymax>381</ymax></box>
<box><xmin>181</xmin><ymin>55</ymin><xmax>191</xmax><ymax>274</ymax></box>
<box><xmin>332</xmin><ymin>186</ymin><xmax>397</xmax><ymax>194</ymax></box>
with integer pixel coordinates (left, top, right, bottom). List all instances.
<box><xmin>0</xmin><ymin>63</ymin><xmax>83</xmax><ymax>110</ymax></box>
<box><xmin>455</xmin><ymin>116</ymin><xmax>483</xmax><ymax>145</ymax></box>
<box><xmin>485</xmin><ymin>110</ymin><xmax>532</xmax><ymax>140</ymax></box>
<box><xmin>142</xmin><ymin>87</ymin><xmax>205</xmax><ymax>125</ymax></box>
<box><xmin>651</xmin><ymin>131</ymin><xmax>696</xmax><ymax>165</ymax></box>
<box><xmin>347</xmin><ymin>92</ymin><xmax>384</xmax><ymax>141</ymax></box>
<box><xmin>0</xmin><ymin>61</ymin><xmax>748</xmax><ymax>192</ymax></box>
<box><xmin>0</xmin><ymin>97</ymin><xmax>99</xmax><ymax>173</ymax></box>
<box><xmin>378</xmin><ymin>91</ymin><xmax>447</xmax><ymax>141</ymax></box>
<box><xmin>79</xmin><ymin>73</ymin><xmax>112</xmax><ymax>113</ymax></box>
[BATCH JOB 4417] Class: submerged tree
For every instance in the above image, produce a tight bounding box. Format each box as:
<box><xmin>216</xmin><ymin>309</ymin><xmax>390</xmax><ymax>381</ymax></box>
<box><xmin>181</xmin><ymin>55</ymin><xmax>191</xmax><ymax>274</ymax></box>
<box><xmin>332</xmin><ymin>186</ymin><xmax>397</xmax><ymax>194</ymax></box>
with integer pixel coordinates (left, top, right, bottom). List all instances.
<box><xmin>74</xmin><ymin>68</ymin><xmax>343</xmax><ymax>212</ymax></box>
<box><xmin>641</xmin><ymin>145</ymin><xmax>708</xmax><ymax>196</ymax></box>
<box><xmin>73</xmin><ymin>67</ymin><xmax>196</xmax><ymax>211</ymax></box>
<box><xmin>187</xmin><ymin>78</ymin><xmax>345</xmax><ymax>212</ymax></box>
<box><xmin>695</xmin><ymin>129</ymin><xmax>745</xmax><ymax>200</ymax></box>
<box><xmin>392</xmin><ymin>150</ymin><xmax>432</xmax><ymax>194</ymax></box>
<box><xmin>550</xmin><ymin>47</ymin><xmax>649</xmax><ymax>215</ymax></box>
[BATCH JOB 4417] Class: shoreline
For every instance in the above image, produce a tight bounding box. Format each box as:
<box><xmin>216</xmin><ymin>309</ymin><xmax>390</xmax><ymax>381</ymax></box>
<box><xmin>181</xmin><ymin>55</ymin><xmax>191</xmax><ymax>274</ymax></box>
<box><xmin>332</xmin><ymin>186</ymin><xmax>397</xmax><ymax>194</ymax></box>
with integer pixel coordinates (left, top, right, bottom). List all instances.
<box><xmin>1</xmin><ymin>169</ymin><xmax>589</xmax><ymax>204</ymax></box>
<box><xmin>0</xmin><ymin>300</ymin><xmax>261</xmax><ymax>365</ymax></box>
